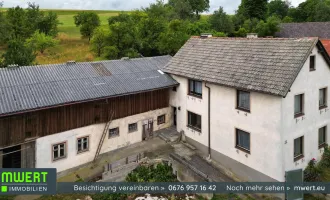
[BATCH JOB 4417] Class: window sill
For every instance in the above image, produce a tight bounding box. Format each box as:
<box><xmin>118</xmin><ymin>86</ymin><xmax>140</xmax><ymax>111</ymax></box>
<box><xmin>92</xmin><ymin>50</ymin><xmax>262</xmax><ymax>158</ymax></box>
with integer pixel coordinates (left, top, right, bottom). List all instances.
<box><xmin>319</xmin><ymin>105</ymin><xmax>328</xmax><ymax>110</ymax></box>
<box><xmin>235</xmin><ymin>146</ymin><xmax>250</xmax><ymax>154</ymax></box>
<box><xmin>310</xmin><ymin>68</ymin><xmax>316</xmax><ymax>72</ymax></box>
<box><xmin>77</xmin><ymin>149</ymin><xmax>89</xmax><ymax>155</ymax></box>
<box><xmin>294</xmin><ymin>154</ymin><xmax>304</xmax><ymax>162</ymax></box>
<box><xmin>52</xmin><ymin>156</ymin><xmax>67</xmax><ymax>162</ymax></box>
<box><xmin>236</xmin><ymin>107</ymin><xmax>250</xmax><ymax>113</ymax></box>
<box><xmin>187</xmin><ymin>125</ymin><xmax>201</xmax><ymax>133</ymax></box>
<box><xmin>109</xmin><ymin>135</ymin><xmax>120</xmax><ymax>139</ymax></box>
<box><xmin>294</xmin><ymin>113</ymin><xmax>305</xmax><ymax>118</ymax></box>
<box><xmin>157</xmin><ymin>122</ymin><xmax>165</xmax><ymax>126</ymax></box>
<box><xmin>188</xmin><ymin>93</ymin><xmax>202</xmax><ymax>99</ymax></box>
<box><xmin>319</xmin><ymin>143</ymin><xmax>328</xmax><ymax>149</ymax></box>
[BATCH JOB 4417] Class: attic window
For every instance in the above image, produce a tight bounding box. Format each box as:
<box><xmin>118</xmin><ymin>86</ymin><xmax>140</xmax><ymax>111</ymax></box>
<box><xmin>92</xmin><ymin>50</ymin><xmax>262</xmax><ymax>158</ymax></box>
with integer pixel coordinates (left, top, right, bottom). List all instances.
<box><xmin>91</xmin><ymin>63</ymin><xmax>112</xmax><ymax>76</ymax></box>
<box><xmin>310</xmin><ymin>55</ymin><xmax>315</xmax><ymax>71</ymax></box>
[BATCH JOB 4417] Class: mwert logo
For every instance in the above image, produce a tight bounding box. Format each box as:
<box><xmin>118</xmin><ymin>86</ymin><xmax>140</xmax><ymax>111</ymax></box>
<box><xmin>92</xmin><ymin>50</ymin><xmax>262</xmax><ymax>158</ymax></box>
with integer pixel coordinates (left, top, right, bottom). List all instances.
<box><xmin>0</xmin><ymin>168</ymin><xmax>56</xmax><ymax>195</ymax></box>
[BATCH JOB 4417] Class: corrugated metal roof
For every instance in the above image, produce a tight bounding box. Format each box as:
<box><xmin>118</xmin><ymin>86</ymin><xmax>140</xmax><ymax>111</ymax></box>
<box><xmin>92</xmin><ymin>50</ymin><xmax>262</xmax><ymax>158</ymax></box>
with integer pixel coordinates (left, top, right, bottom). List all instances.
<box><xmin>0</xmin><ymin>55</ymin><xmax>178</xmax><ymax>116</ymax></box>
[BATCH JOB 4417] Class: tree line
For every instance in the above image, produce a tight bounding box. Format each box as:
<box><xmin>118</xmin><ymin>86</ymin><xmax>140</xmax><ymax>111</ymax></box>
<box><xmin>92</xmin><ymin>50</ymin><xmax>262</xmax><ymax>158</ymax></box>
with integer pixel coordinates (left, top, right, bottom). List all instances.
<box><xmin>1</xmin><ymin>0</ymin><xmax>330</xmax><ymax>67</ymax></box>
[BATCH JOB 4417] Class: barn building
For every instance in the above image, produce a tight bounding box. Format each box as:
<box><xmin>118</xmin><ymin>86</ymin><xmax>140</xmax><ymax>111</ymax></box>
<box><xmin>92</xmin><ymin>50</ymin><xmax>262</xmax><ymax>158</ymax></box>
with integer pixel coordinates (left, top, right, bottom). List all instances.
<box><xmin>0</xmin><ymin>56</ymin><xmax>178</xmax><ymax>173</ymax></box>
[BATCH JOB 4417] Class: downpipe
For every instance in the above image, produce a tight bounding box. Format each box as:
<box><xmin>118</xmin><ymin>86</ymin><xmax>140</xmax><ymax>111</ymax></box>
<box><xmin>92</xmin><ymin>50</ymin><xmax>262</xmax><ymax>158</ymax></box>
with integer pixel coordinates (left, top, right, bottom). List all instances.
<box><xmin>205</xmin><ymin>82</ymin><xmax>211</xmax><ymax>159</ymax></box>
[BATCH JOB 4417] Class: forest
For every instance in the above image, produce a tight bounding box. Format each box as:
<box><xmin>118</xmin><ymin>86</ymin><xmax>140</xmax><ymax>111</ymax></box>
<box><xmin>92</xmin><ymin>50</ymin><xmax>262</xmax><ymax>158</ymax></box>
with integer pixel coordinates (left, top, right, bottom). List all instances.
<box><xmin>0</xmin><ymin>0</ymin><xmax>330</xmax><ymax>67</ymax></box>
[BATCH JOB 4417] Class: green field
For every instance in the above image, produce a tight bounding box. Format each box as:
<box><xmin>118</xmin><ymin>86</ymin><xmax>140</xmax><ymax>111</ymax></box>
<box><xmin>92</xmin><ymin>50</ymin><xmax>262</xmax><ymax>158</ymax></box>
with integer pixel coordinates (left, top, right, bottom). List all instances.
<box><xmin>0</xmin><ymin>8</ymin><xmax>126</xmax><ymax>64</ymax></box>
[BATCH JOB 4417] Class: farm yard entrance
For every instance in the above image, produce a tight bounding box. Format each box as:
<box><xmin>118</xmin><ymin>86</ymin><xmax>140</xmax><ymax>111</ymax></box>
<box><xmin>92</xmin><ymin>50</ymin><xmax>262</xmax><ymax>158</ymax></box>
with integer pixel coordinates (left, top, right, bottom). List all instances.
<box><xmin>142</xmin><ymin>119</ymin><xmax>153</xmax><ymax>141</ymax></box>
<box><xmin>0</xmin><ymin>141</ymin><xmax>36</xmax><ymax>168</ymax></box>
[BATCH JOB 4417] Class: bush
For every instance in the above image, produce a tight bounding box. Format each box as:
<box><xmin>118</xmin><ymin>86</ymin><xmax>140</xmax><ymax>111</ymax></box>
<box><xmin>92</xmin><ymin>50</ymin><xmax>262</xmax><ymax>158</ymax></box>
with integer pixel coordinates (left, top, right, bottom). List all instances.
<box><xmin>304</xmin><ymin>158</ymin><xmax>321</xmax><ymax>182</ymax></box>
<box><xmin>126</xmin><ymin>162</ymin><xmax>177</xmax><ymax>182</ymax></box>
<box><xmin>320</xmin><ymin>145</ymin><xmax>330</xmax><ymax>168</ymax></box>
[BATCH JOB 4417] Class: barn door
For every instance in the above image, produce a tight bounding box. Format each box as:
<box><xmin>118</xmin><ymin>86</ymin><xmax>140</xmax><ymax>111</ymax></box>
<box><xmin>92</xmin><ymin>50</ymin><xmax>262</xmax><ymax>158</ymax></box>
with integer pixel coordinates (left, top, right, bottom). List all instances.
<box><xmin>285</xmin><ymin>169</ymin><xmax>303</xmax><ymax>200</ymax></box>
<box><xmin>21</xmin><ymin>141</ymin><xmax>36</xmax><ymax>168</ymax></box>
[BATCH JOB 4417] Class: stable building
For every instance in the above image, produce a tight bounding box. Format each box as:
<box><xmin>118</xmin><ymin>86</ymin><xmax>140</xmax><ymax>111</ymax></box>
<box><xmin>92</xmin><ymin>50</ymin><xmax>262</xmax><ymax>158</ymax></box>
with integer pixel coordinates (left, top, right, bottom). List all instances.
<box><xmin>0</xmin><ymin>56</ymin><xmax>178</xmax><ymax>172</ymax></box>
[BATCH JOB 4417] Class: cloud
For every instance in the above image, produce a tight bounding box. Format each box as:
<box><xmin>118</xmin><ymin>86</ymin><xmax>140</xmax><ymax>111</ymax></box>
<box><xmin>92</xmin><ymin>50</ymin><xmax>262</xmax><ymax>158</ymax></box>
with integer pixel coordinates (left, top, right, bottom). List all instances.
<box><xmin>3</xmin><ymin>0</ymin><xmax>306</xmax><ymax>14</ymax></box>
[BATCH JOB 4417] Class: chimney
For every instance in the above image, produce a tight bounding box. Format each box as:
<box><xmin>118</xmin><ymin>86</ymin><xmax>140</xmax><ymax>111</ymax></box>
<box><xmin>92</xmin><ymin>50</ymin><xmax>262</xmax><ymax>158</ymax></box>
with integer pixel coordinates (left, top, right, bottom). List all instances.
<box><xmin>247</xmin><ymin>33</ymin><xmax>258</xmax><ymax>38</ymax></box>
<box><xmin>200</xmin><ymin>33</ymin><xmax>212</xmax><ymax>38</ymax></box>
<box><xmin>66</xmin><ymin>60</ymin><xmax>76</xmax><ymax>65</ymax></box>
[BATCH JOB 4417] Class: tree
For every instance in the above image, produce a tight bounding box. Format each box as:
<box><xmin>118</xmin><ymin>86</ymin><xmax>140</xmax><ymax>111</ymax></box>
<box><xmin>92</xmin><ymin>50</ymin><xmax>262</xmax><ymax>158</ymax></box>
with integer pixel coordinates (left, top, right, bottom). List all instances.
<box><xmin>237</xmin><ymin>0</ymin><xmax>268</xmax><ymax>20</ymax></box>
<box><xmin>314</xmin><ymin>1</ymin><xmax>330</xmax><ymax>21</ymax></box>
<box><xmin>91</xmin><ymin>27</ymin><xmax>110</xmax><ymax>57</ymax></box>
<box><xmin>102</xmin><ymin>46</ymin><xmax>119</xmax><ymax>59</ymax></box>
<box><xmin>25</xmin><ymin>31</ymin><xmax>58</xmax><ymax>54</ymax></box>
<box><xmin>25</xmin><ymin>2</ymin><xmax>44</xmax><ymax>37</ymax></box>
<box><xmin>74</xmin><ymin>12</ymin><xmax>100</xmax><ymax>41</ymax></box>
<box><xmin>188</xmin><ymin>0</ymin><xmax>210</xmax><ymax>17</ymax></box>
<box><xmin>187</xmin><ymin>18</ymin><xmax>211</xmax><ymax>35</ymax></box>
<box><xmin>267</xmin><ymin>0</ymin><xmax>289</xmax><ymax>19</ymax></box>
<box><xmin>158</xmin><ymin>19</ymin><xmax>190</xmax><ymax>55</ymax></box>
<box><xmin>6</xmin><ymin>6</ymin><xmax>29</xmax><ymax>39</ymax></box>
<box><xmin>242</xmin><ymin>18</ymin><xmax>259</xmax><ymax>32</ymax></box>
<box><xmin>234</xmin><ymin>27</ymin><xmax>248</xmax><ymax>37</ymax></box>
<box><xmin>208</xmin><ymin>7</ymin><xmax>234</xmax><ymax>34</ymax></box>
<box><xmin>138</xmin><ymin>17</ymin><xmax>167</xmax><ymax>56</ymax></box>
<box><xmin>256</xmin><ymin>16</ymin><xmax>281</xmax><ymax>37</ymax></box>
<box><xmin>38</xmin><ymin>12</ymin><xmax>60</xmax><ymax>37</ymax></box>
<box><xmin>282</xmin><ymin>16</ymin><xmax>293</xmax><ymax>22</ymax></box>
<box><xmin>0</xmin><ymin>1</ymin><xmax>10</xmax><ymax>44</ymax></box>
<box><xmin>168</xmin><ymin>0</ymin><xmax>194</xmax><ymax>20</ymax></box>
<box><xmin>2</xmin><ymin>39</ymin><xmax>36</xmax><ymax>67</ymax></box>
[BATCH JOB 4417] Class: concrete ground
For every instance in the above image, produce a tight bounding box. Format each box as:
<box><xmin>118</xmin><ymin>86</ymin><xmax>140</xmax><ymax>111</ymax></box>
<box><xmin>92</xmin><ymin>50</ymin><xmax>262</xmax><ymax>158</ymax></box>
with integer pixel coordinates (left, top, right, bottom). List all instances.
<box><xmin>14</xmin><ymin>127</ymin><xmax>236</xmax><ymax>200</ymax></box>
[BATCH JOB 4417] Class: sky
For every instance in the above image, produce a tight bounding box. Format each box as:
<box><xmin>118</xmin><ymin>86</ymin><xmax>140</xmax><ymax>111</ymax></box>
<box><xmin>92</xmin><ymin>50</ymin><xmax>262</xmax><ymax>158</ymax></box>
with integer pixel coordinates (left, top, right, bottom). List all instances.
<box><xmin>3</xmin><ymin>0</ymin><xmax>305</xmax><ymax>14</ymax></box>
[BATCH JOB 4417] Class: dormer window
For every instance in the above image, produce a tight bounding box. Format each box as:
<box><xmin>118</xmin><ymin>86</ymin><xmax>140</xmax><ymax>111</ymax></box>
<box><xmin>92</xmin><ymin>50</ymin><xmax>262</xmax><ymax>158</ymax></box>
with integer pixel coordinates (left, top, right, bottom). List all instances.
<box><xmin>310</xmin><ymin>55</ymin><xmax>315</xmax><ymax>71</ymax></box>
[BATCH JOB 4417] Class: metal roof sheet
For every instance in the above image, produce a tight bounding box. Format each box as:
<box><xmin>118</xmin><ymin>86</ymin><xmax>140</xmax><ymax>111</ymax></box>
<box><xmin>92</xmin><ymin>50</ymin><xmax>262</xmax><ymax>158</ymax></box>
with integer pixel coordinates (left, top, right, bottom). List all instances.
<box><xmin>0</xmin><ymin>55</ymin><xmax>177</xmax><ymax>116</ymax></box>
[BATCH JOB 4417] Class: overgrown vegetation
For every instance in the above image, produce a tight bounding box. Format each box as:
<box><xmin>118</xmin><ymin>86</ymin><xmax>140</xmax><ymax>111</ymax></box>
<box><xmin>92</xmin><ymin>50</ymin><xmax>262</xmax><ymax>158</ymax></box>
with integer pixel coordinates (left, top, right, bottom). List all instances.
<box><xmin>304</xmin><ymin>145</ymin><xmax>330</xmax><ymax>182</ymax></box>
<box><xmin>1</xmin><ymin>0</ymin><xmax>329</xmax><ymax>66</ymax></box>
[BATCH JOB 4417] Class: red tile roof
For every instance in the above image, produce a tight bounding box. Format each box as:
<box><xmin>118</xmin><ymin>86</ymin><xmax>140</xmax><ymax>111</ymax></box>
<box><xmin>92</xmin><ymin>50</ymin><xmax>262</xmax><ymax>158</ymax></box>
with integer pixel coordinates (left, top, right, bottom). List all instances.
<box><xmin>321</xmin><ymin>40</ymin><xmax>330</xmax><ymax>56</ymax></box>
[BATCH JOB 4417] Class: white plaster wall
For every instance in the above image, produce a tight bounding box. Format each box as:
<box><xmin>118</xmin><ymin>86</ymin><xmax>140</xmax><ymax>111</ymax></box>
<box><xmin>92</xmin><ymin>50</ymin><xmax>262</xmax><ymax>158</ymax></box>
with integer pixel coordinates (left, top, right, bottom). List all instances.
<box><xmin>281</xmin><ymin>46</ymin><xmax>330</xmax><ymax>173</ymax></box>
<box><xmin>170</xmin><ymin>75</ymin><xmax>284</xmax><ymax>181</ymax></box>
<box><xmin>35</xmin><ymin>107</ymin><xmax>172</xmax><ymax>172</ymax></box>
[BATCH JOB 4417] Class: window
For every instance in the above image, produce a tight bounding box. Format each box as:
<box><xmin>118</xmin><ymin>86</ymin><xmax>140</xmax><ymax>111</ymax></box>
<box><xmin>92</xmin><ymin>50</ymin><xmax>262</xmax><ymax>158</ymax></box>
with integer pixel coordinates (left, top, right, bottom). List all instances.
<box><xmin>52</xmin><ymin>142</ymin><xmax>66</xmax><ymax>161</ymax></box>
<box><xmin>294</xmin><ymin>136</ymin><xmax>304</xmax><ymax>161</ymax></box>
<box><xmin>236</xmin><ymin>129</ymin><xmax>250</xmax><ymax>153</ymax></box>
<box><xmin>237</xmin><ymin>90</ymin><xmax>250</xmax><ymax>112</ymax></box>
<box><xmin>187</xmin><ymin>111</ymin><xmax>201</xmax><ymax>131</ymax></box>
<box><xmin>157</xmin><ymin>115</ymin><xmax>165</xmax><ymax>125</ymax></box>
<box><xmin>319</xmin><ymin>126</ymin><xmax>327</xmax><ymax>148</ymax></box>
<box><xmin>294</xmin><ymin>94</ymin><xmax>304</xmax><ymax>117</ymax></box>
<box><xmin>188</xmin><ymin>79</ymin><xmax>202</xmax><ymax>97</ymax></box>
<box><xmin>128</xmin><ymin>123</ymin><xmax>138</xmax><ymax>133</ymax></box>
<box><xmin>109</xmin><ymin>127</ymin><xmax>119</xmax><ymax>138</ymax></box>
<box><xmin>319</xmin><ymin>88</ymin><xmax>327</xmax><ymax>109</ymax></box>
<box><xmin>310</xmin><ymin>55</ymin><xmax>315</xmax><ymax>71</ymax></box>
<box><xmin>77</xmin><ymin>137</ymin><xmax>89</xmax><ymax>153</ymax></box>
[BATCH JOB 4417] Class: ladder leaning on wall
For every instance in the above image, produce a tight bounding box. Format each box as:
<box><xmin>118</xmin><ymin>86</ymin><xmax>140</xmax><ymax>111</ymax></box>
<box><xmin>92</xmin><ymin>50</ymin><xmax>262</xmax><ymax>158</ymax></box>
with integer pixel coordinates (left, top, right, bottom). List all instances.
<box><xmin>93</xmin><ymin>111</ymin><xmax>115</xmax><ymax>163</ymax></box>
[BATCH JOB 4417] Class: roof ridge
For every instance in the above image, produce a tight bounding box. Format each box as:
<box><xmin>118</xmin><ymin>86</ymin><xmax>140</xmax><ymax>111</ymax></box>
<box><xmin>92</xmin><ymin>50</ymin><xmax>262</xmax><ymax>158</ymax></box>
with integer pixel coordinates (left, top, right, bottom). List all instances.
<box><xmin>190</xmin><ymin>36</ymin><xmax>319</xmax><ymax>40</ymax></box>
<box><xmin>0</xmin><ymin>55</ymin><xmax>172</xmax><ymax>70</ymax></box>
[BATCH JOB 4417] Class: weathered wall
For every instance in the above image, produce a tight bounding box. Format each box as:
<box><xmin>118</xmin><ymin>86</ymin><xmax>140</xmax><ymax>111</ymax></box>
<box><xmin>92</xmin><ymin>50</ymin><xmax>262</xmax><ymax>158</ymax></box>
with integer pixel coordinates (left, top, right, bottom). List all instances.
<box><xmin>35</xmin><ymin>107</ymin><xmax>172</xmax><ymax>172</ymax></box>
<box><xmin>170</xmin><ymin>75</ymin><xmax>284</xmax><ymax>181</ymax></box>
<box><xmin>0</xmin><ymin>89</ymin><xmax>169</xmax><ymax>149</ymax></box>
<box><xmin>281</xmin><ymin>46</ymin><xmax>330</xmax><ymax>172</ymax></box>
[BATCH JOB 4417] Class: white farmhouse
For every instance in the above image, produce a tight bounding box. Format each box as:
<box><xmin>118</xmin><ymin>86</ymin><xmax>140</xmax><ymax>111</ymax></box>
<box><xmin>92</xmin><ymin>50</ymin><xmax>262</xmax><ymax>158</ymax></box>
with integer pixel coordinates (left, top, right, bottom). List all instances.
<box><xmin>164</xmin><ymin>36</ymin><xmax>330</xmax><ymax>182</ymax></box>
